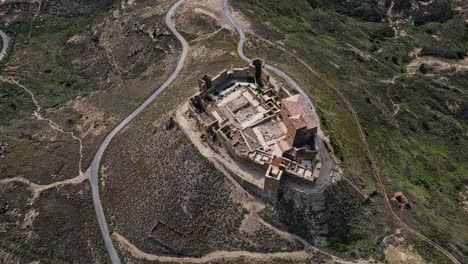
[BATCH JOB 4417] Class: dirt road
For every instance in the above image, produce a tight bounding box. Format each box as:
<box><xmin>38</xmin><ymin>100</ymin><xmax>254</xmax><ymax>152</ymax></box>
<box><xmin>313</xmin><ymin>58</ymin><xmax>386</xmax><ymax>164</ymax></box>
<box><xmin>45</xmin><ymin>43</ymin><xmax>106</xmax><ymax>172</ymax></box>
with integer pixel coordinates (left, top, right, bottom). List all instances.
<box><xmin>222</xmin><ymin>1</ymin><xmax>461</xmax><ymax>263</ymax></box>
<box><xmin>87</xmin><ymin>1</ymin><xmax>189</xmax><ymax>263</ymax></box>
<box><xmin>114</xmin><ymin>233</ymin><xmax>310</xmax><ymax>263</ymax></box>
<box><xmin>222</xmin><ymin>0</ymin><xmax>333</xmax><ymax>193</ymax></box>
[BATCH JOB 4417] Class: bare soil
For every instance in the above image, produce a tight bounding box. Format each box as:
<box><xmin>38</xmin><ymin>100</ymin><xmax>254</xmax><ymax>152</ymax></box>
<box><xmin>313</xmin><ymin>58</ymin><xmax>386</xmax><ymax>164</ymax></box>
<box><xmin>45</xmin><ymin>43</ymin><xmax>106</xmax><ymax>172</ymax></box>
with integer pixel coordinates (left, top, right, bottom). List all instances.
<box><xmin>0</xmin><ymin>181</ymin><xmax>107</xmax><ymax>263</ymax></box>
<box><xmin>102</xmin><ymin>112</ymin><xmax>302</xmax><ymax>256</ymax></box>
<box><xmin>99</xmin><ymin>10</ymin><xmax>305</xmax><ymax>254</ymax></box>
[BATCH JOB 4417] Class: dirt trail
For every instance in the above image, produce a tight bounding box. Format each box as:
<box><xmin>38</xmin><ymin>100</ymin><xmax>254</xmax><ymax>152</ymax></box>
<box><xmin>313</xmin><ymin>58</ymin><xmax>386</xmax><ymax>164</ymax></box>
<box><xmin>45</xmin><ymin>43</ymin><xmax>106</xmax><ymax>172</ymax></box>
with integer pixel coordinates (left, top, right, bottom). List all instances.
<box><xmin>189</xmin><ymin>27</ymin><xmax>224</xmax><ymax>44</ymax></box>
<box><xmin>382</xmin><ymin>78</ymin><xmax>401</xmax><ymax>117</ymax></box>
<box><xmin>0</xmin><ymin>29</ymin><xmax>8</xmax><ymax>62</ymax></box>
<box><xmin>0</xmin><ymin>76</ymin><xmax>85</xmax><ymax>172</ymax></box>
<box><xmin>0</xmin><ymin>76</ymin><xmax>88</xmax><ymax>200</ymax></box>
<box><xmin>114</xmin><ymin>232</ymin><xmax>309</xmax><ymax>263</ymax></box>
<box><xmin>27</xmin><ymin>0</ymin><xmax>43</xmax><ymax>40</ymax></box>
<box><xmin>241</xmin><ymin>14</ymin><xmax>461</xmax><ymax>264</ymax></box>
<box><xmin>0</xmin><ymin>172</ymin><xmax>89</xmax><ymax>200</ymax></box>
<box><xmin>151</xmin><ymin>102</ymin><xmax>360</xmax><ymax>264</ymax></box>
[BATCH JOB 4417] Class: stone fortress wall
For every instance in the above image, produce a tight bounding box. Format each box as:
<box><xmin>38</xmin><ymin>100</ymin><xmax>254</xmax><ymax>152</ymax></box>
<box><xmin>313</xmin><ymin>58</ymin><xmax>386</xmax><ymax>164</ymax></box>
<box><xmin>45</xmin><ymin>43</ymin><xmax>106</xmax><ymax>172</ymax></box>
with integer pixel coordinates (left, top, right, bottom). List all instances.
<box><xmin>181</xmin><ymin>59</ymin><xmax>363</xmax><ymax>245</ymax></box>
<box><xmin>188</xmin><ymin>59</ymin><xmax>321</xmax><ymax>202</ymax></box>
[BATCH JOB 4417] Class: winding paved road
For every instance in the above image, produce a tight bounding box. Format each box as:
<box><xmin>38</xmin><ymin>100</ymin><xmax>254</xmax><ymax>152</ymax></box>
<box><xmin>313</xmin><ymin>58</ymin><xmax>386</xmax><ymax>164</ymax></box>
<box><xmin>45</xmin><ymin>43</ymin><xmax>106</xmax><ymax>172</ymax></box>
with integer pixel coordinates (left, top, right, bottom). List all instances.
<box><xmin>0</xmin><ymin>29</ymin><xmax>9</xmax><ymax>62</ymax></box>
<box><xmin>91</xmin><ymin>0</ymin><xmax>332</xmax><ymax>262</ymax></box>
<box><xmin>222</xmin><ymin>0</ymin><xmax>333</xmax><ymax>192</ymax></box>
<box><xmin>221</xmin><ymin>2</ymin><xmax>460</xmax><ymax>263</ymax></box>
<box><xmin>222</xmin><ymin>1</ymin><xmax>314</xmax><ymax>109</ymax></box>
<box><xmin>87</xmin><ymin>1</ymin><xmax>188</xmax><ymax>263</ymax></box>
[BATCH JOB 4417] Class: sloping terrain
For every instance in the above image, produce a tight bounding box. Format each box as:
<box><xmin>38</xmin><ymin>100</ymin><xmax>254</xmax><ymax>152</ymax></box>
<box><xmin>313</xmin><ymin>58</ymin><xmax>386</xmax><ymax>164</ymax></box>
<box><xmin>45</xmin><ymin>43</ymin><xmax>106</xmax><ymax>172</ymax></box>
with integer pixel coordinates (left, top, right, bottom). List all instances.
<box><xmin>0</xmin><ymin>181</ymin><xmax>107</xmax><ymax>263</ymax></box>
<box><xmin>0</xmin><ymin>0</ymin><xmax>181</xmax><ymax>261</ymax></box>
<box><xmin>0</xmin><ymin>0</ymin><xmax>466</xmax><ymax>263</ymax></box>
<box><xmin>232</xmin><ymin>0</ymin><xmax>467</xmax><ymax>262</ymax></box>
<box><xmin>100</xmin><ymin>6</ymin><xmax>305</xmax><ymax>256</ymax></box>
<box><xmin>1</xmin><ymin>0</ymin><xmax>180</xmax><ymax>169</ymax></box>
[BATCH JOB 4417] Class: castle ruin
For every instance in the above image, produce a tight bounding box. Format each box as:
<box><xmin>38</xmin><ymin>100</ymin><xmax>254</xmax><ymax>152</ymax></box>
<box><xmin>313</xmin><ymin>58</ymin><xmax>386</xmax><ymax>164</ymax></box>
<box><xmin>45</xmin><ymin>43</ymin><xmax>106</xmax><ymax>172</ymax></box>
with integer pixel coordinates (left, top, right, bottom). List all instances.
<box><xmin>188</xmin><ymin>59</ymin><xmax>322</xmax><ymax>201</ymax></box>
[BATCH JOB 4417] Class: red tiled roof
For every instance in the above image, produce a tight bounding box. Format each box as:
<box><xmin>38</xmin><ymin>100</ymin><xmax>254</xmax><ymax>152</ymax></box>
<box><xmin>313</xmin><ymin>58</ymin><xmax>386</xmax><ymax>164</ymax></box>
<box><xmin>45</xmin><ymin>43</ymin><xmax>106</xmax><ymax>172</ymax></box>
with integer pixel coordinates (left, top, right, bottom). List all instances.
<box><xmin>281</xmin><ymin>94</ymin><xmax>318</xmax><ymax>129</ymax></box>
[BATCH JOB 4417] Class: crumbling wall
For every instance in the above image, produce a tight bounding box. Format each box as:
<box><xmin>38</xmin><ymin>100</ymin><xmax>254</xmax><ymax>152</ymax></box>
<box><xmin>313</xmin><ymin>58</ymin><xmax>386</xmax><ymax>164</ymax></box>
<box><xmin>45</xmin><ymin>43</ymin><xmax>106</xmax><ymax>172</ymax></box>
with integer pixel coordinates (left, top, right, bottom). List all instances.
<box><xmin>282</xmin><ymin>171</ymin><xmax>316</xmax><ymax>186</ymax></box>
<box><xmin>279</xmin><ymin>86</ymin><xmax>292</xmax><ymax>99</ymax></box>
<box><xmin>215</xmin><ymin>129</ymin><xmax>237</xmax><ymax>158</ymax></box>
<box><xmin>230</xmin><ymin>68</ymin><xmax>249</xmax><ymax>79</ymax></box>
<box><xmin>260</xmin><ymin>68</ymin><xmax>270</xmax><ymax>86</ymax></box>
<box><xmin>211</xmin><ymin>70</ymin><xmax>229</xmax><ymax>90</ymax></box>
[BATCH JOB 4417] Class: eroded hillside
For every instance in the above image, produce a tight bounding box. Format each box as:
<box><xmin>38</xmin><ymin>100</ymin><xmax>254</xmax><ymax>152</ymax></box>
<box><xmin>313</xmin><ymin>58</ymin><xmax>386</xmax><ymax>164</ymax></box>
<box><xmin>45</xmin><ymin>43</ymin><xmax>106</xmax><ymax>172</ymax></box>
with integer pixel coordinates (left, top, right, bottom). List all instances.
<box><xmin>232</xmin><ymin>0</ymin><xmax>467</xmax><ymax>262</ymax></box>
<box><xmin>0</xmin><ymin>0</ymin><xmax>180</xmax><ymax>261</ymax></box>
<box><xmin>0</xmin><ymin>0</ymin><xmax>466</xmax><ymax>263</ymax></box>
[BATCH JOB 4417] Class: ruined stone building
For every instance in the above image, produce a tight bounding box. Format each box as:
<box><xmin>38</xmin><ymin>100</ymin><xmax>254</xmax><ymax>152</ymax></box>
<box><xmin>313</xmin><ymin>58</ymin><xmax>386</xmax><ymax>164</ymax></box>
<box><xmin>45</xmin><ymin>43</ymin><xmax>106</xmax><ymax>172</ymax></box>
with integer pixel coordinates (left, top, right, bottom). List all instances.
<box><xmin>188</xmin><ymin>59</ymin><xmax>320</xmax><ymax>200</ymax></box>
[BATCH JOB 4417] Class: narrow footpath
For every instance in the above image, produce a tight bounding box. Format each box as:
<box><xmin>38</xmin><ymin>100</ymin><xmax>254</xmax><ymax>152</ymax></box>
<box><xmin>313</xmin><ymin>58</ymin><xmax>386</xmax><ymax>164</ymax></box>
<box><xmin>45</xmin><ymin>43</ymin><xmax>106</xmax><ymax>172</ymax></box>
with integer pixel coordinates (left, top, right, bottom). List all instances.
<box><xmin>91</xmin><ymin>0</ymin><xmax>334</xmax><ymax>262</ymax></box>
<box><xmin>221</xmin><ymin>1</ymin><xmax>461</xmax><ymax>263</ymax></box>
<box><xmin>88</xmin><ymin>0</ymin><xmax>459</xmax><ymax>263</ymax></box>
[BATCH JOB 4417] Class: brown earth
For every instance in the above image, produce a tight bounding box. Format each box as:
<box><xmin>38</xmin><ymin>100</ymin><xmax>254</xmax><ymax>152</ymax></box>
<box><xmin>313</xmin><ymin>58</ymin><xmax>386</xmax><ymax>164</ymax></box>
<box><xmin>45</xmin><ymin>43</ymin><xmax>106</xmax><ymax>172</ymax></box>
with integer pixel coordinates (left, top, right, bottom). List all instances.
<box><xmin>0</xmin><ymin>181</ymin><xmax>107</xmax><ymax>263</ymax></box>
<box><xmin>0</xmin><ymin>0</ymin><xmax>184</xmax><ymax>261</ymax></box>
<box><xmin>99</xmin><ymin>14</ymin><xmax>304</xmax><ymax>254</ymax></box>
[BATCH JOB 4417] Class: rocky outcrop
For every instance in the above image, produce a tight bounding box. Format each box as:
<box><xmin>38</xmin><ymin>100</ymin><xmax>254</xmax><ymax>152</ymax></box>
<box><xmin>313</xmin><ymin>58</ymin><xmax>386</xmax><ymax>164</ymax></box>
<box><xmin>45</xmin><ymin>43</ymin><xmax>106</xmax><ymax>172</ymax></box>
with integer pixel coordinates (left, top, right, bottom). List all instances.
<box><xmin>261</xmin><ymin>179</ymin><xmax>364</xmax><ymax>246</ymax></box>
<box><xmin>0</xmin><ymin>141</ymin><xmax>9</xmax><ymax>159</ymax></box>
<box><xmin>64</xmin><ymin>8</ymin><xmax>176</xmax><ymax>83</ymax></box>
<box><xmin>379</xmin><ymin>0</ymin><xmax>454</xmax><ymax>25</ymax></box>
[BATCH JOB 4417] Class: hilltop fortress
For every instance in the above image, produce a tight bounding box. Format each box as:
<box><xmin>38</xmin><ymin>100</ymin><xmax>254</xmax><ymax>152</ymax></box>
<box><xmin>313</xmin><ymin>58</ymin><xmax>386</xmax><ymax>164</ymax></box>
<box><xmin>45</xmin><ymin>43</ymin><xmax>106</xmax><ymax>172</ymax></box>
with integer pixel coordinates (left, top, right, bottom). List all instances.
<box><xmin>186</xmin><ymin>59</ymin><xmax>327</xmax><ymax>201</ymax></box>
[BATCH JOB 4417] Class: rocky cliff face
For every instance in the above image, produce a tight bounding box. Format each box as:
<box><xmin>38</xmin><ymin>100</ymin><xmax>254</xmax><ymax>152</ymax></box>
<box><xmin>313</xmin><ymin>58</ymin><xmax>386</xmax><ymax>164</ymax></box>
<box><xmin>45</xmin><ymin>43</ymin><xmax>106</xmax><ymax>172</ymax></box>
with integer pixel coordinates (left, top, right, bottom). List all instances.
<box><xmin>260</xmin><ymin>179</ymin><xmax>365</xmax><ymax>246</ymax></box>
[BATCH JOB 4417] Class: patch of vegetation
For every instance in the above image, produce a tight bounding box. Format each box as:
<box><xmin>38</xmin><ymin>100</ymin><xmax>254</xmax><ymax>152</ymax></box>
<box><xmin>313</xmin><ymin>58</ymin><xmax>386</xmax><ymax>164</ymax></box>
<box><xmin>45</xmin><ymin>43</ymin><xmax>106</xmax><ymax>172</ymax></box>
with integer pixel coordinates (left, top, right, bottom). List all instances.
<box><xmin>2</xmin><ymin>3</ymin><xmax>112</xmax><ymax>109</ymax></box>
<box><xmin>128</xmin><ymin>100</ymin><xmax>140</xmax><ymax>108</ymax></box>
<box><xmin>0</xmin><ymin>82</ymin><xmax>35</xmax><ymax>125</ymax></box>
<box><xmin>234</xmin><ymin>0</ymin><xmax>468</xmax><ymax>261</ymax></box>
<box><xmin>411</xmin><ymin>16</ymin><xmax>467</xmax><ymax>59</ymax></box>
<box><xmin>327</xmin><ymin>232</ymin><xmax>376</xmax><ymax>255</ymax></box>
<box><xmin>0</xmin><ymin>182</ymin><xmax>108</xmax><ymax>263</ymax></box>
<box><xmin>175</xmin><ymin>136</ymin><xmax>189</xmax><ymax>147</ymax></box>
<box><xmin>413</xmin><ymin>0</ymin><xmax>453</xmax><ymax>26</ymax></box>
